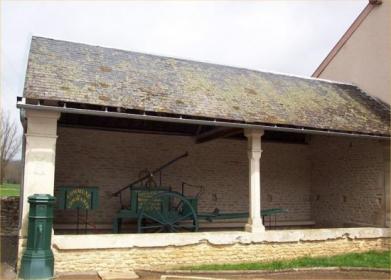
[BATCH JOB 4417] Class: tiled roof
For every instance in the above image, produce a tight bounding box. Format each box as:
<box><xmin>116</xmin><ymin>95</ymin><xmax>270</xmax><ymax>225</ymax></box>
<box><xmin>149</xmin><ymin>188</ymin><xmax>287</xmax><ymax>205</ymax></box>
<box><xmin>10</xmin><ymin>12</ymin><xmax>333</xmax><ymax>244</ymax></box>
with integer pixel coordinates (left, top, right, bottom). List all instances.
<box><xmin>24</xmin><ymin>37</ymin><xmax>390</xmax><ymax>136</ymax></box>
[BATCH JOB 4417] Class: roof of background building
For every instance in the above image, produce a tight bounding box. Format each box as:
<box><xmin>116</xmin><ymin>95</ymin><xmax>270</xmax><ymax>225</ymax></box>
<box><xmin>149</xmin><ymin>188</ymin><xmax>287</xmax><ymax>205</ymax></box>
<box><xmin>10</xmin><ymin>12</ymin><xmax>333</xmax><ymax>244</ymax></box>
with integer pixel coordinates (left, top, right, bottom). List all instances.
<box><xmin>23</xmin><ymin>36</ymin><xmax>390</xmax><ymax>136</ymax></box>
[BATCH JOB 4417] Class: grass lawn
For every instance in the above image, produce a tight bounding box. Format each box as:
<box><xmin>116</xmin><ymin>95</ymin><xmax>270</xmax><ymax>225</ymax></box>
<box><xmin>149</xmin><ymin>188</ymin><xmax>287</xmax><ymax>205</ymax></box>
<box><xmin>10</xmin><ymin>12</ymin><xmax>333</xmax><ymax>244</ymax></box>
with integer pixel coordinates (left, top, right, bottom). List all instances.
<box><xmin>184</xmin><ymin>251</ymin><xmax>391</xmax><ymax>270</ymax></box>
<box><xmin>0</xmin><ymin>183</ymin><xmax>20</xmax><ymax>197</ymax></box>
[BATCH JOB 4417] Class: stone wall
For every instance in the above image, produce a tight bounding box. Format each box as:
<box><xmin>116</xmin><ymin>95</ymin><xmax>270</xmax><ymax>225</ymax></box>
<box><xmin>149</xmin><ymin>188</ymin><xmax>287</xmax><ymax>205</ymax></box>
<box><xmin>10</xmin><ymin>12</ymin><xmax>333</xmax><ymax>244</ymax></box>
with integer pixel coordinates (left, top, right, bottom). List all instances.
<box><xmin>53</xmin><ymin>235</ymin><xmax>390</xmax><ymax>272</ymax></box>
<box><xmin>0</xmin><ymin>197</ymin><xmax>20</xmax><ymax>236</ymax></box>
<box><xmin>310</xmin><ymin>136</ymin><xmax>389</xmax><ymax>227</ymax></box>
<box><xmin>1</xmin><ymin>197</ymin><xmax>20</xmax><ymax>268</ymax></box>
<box><xmin>54</xmin><ymin>127</ymin><xmax>312</xmax><ymax>227</ymax></box>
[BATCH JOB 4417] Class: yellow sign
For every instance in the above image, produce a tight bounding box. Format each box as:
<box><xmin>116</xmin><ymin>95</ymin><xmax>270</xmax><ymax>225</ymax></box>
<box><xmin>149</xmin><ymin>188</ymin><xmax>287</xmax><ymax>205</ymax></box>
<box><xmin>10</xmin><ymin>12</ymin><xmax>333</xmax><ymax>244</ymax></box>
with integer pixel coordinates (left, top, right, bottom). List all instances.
<box><xmin>66</xmin><ymin>188</ymin><xmax>91</xmax><ymax>209</ymax></box>
<box><xmin>138</xmin><ymin>191</ymin><xmax>162</xmax><ymax>211</ymax></box>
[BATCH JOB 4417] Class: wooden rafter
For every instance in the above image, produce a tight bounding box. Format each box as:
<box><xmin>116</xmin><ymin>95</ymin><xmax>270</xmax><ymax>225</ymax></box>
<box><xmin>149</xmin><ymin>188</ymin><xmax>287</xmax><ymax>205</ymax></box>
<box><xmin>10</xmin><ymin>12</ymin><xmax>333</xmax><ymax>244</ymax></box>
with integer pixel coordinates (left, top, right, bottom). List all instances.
<box><xmin>195</xmin><ymin>127</ymin><xmax>242</xmax><ymax>144</ymax></box>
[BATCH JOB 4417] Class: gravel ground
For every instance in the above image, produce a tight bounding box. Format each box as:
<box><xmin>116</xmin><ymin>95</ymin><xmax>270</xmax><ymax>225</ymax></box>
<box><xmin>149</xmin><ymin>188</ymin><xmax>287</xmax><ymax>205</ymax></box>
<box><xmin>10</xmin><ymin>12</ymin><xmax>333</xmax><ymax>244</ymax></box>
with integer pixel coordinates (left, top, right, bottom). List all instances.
<box><xmin>4</xmin><ymin>266</ymin><xmax>390</xmax><ymax>280</ymax></box>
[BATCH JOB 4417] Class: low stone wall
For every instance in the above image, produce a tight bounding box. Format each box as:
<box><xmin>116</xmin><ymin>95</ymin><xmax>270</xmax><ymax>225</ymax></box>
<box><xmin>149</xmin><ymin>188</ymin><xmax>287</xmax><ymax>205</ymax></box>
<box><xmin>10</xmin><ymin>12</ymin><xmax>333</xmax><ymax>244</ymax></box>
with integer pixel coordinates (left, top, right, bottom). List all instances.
<box><xmin>1</xmin><ymin>197</ymin><xmax>19</xmax><ymax>267</ymax></box>
<box><xmin>52</xmin><ymin>228</ymin><xmax>391</xmax><ymax>273</ymax></box>
<box><xmin>1</xmin><ymin>197</ymin><xmax>19</xmax><ymax>236</ymax></box>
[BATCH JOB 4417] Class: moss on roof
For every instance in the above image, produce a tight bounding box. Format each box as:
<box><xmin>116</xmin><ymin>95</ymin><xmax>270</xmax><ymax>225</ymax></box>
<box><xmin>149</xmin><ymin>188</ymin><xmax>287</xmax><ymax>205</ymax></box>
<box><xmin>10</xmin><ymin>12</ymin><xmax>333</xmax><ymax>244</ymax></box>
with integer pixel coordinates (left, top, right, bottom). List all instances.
<box><xmin>23</xmin><ymin>37</ymin><xmax>390</xmax><ymax>136</ymax></box>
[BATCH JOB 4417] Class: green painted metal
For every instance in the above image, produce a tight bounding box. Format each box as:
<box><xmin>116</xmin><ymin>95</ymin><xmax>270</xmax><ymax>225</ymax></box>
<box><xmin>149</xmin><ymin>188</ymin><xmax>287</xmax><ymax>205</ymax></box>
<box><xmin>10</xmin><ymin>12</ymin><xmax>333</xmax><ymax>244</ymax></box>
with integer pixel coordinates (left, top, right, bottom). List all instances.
<box><xmin>197</xmin><ymin>208</ymin><xmax>288</xmax><ymax>221</ymax></box>
<box><xmin>113</xmin><ymin>187</ymin><xmax>199</xmax><ymax>233</ymax></box>
<box><xmin>137</xmin><ymin>191</ymin><xmax>198</xmax><ymax>233</ymax></box>
<box><xmin>19</xmin><ymin>194</ymin><xmax>55</xmax><ymax>280</ymax></box>
<box><xmin>56</xmin><ymin>186</ymin><xmax>99</xmax><ymax>210</ymax></box>
<box><xmin>113</xmin><ymin>185</ymin><xmax>287</xmax><ymax>233</ymax></box>
<box><xmin>113</xmin><ymin>187</ymin><xmax>170</xmax><ymax>233</ymax></box>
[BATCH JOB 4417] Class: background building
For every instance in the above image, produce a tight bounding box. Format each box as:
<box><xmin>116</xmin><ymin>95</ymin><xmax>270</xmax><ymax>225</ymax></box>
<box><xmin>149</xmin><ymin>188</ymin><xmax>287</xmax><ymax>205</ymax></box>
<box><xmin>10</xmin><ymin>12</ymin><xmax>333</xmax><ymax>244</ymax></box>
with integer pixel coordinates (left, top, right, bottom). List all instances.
<box><xmin>313</xmin><ymin>0</ymin><xmax>391</xmax><ymax>104</ymax></box>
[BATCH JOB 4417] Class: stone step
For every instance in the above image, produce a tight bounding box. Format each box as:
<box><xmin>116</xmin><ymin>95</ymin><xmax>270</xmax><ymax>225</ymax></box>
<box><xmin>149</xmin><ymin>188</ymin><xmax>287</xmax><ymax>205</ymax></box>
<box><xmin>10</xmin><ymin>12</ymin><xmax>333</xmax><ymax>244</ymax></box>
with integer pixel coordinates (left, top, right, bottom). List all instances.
<box><xmin>98</xmin><ymin>271</ymin><xmax>139</xmax><ymax>280</ymax></box>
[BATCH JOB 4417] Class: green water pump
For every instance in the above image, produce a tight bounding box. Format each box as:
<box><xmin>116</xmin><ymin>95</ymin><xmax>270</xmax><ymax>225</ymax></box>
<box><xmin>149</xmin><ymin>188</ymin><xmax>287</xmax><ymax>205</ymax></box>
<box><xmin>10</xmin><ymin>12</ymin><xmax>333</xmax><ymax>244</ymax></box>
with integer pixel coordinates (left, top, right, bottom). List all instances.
<box><xmin>19</xmin><ymin>194</ymin><xmax>55</xmax><ymax>279</ymax></box>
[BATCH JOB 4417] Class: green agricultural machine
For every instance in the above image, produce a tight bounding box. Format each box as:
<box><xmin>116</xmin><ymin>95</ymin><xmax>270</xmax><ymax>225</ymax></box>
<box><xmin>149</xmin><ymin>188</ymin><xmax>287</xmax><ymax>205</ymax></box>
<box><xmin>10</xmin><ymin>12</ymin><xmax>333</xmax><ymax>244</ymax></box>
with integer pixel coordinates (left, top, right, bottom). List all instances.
<box><xmin>112</xmin><ymin>152</ymin><xmax>287</xmax><ymax>233</ymax></box>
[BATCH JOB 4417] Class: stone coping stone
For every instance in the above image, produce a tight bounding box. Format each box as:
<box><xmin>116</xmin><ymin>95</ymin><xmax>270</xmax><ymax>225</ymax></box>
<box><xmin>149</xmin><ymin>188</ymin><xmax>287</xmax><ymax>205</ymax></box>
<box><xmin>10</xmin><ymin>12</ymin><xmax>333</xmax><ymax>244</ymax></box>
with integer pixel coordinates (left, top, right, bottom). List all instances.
<box><xmin>52</xmin><ymin>227</ymin><xmax>390</xmax><ymax>250</ymax></box>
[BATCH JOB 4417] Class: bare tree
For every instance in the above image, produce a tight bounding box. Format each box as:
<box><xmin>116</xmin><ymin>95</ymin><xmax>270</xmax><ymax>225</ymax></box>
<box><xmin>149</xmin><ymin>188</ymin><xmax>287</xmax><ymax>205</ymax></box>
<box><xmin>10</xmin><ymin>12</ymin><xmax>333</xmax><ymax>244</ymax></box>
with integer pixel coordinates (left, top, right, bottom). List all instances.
<box><xmin>0</xmin><ymin>111</ymin><xmax>22</xmax><ymax>184</ymax></box>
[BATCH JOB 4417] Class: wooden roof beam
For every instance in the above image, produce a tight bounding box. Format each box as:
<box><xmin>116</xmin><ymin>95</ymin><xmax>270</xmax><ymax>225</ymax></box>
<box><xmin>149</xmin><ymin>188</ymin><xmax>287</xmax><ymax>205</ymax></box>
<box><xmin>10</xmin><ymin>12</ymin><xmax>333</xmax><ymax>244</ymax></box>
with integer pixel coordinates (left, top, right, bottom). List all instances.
<box><xmin>195</xmin><ymin>127</ymin><xmax>242</xmax><ymax>144</ymax></box>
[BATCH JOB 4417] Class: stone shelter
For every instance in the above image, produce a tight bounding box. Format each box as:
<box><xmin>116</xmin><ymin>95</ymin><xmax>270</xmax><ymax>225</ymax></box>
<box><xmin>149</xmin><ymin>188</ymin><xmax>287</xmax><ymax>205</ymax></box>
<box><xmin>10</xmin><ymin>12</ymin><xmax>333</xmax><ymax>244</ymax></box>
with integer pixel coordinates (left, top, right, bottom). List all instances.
<box><xmin>16</xmin><ymin>36</ymin><xmax>390</xmax><ymax>272</ymax></box>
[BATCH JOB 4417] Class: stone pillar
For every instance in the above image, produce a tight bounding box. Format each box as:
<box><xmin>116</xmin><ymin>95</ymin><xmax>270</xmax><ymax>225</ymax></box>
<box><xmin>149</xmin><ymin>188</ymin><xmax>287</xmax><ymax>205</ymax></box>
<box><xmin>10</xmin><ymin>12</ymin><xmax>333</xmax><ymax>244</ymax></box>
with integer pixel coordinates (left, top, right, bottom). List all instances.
<box><xmin>17</xmin><ymin>110</ymin><xmax>60</xmax><ymax>263</ymax></box>
<box><xmin>244</xmin><ymin>128</ymin><xmax>265</xmax><ymax>233</ymax></box>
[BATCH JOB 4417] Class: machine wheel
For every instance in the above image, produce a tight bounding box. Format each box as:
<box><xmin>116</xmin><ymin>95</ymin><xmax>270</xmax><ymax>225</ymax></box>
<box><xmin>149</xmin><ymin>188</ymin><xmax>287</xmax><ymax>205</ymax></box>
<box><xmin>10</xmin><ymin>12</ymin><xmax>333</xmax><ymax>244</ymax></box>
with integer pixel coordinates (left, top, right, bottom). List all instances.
<box><xmin>137</xmin><ymin>191</ymin><xmax>198</xmax><ymax>233</ymax></box>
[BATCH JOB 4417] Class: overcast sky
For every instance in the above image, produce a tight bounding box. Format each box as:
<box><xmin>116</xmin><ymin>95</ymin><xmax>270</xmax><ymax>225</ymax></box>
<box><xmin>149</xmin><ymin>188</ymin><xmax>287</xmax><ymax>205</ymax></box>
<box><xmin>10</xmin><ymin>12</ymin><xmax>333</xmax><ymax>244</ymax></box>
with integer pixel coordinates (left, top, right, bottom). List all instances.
<box><xmin>1</xmin><ymin>0</ymin><xmax>367</xmax><ymax>141</ymax></box>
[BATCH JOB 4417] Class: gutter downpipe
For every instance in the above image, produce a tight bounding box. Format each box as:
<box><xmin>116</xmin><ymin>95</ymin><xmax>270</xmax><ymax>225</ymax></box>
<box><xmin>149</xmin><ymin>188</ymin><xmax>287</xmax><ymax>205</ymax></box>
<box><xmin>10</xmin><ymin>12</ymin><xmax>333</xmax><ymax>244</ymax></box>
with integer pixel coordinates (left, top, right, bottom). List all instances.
<box><xmin>16</xmin><ymin>101</ymin><xmax>390</xmax><ymax>140</ymax></box>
